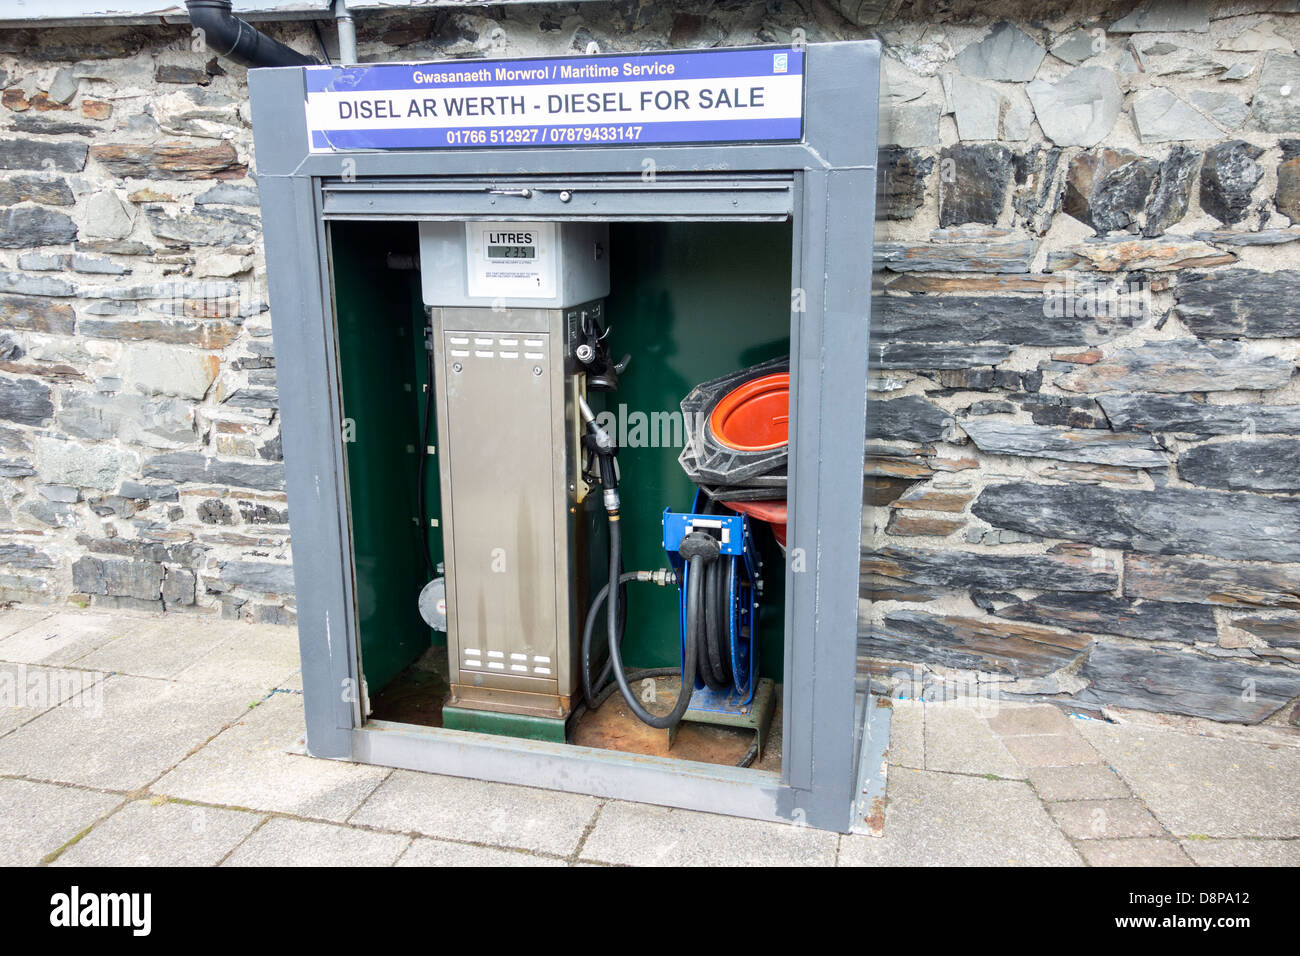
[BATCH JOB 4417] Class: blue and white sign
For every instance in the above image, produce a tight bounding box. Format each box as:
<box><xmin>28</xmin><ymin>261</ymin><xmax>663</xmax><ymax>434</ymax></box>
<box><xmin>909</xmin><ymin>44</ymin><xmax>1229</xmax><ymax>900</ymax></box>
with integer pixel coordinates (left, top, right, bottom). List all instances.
<box><xmin>304</xmin><ymin>47</ymin><xmax>804</xmax><ymax>152</ymax></box>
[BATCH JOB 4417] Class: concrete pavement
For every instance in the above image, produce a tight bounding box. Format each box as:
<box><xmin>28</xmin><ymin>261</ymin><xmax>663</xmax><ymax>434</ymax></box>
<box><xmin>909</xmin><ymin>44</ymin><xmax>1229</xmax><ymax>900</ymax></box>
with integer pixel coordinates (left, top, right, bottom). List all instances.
<box><xmin>0</xmin><ymin>607</ymin><xmax>1295</xmax><ymax>866</ymax></box>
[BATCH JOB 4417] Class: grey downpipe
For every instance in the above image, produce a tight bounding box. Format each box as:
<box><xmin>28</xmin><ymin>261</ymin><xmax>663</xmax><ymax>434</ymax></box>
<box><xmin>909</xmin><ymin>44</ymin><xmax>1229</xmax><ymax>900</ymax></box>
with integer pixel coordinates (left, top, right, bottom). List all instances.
<box><xmin>186</xmin><ymin>0</ymin><xmax>320</xmax><ymax>68</ymax></box>
<box><xmin>334</xmin><ymin>0</ymin><xmax>358</xmax><ymax>66</ymax></box>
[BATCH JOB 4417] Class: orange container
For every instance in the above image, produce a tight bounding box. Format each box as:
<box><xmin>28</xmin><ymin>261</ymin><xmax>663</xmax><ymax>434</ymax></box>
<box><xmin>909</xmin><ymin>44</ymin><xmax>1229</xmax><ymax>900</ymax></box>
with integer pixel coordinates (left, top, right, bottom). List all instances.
<box><xmin>708</xmin><ymin>372</ymin><xmax>789</xmax><ymax>452</ymax></box>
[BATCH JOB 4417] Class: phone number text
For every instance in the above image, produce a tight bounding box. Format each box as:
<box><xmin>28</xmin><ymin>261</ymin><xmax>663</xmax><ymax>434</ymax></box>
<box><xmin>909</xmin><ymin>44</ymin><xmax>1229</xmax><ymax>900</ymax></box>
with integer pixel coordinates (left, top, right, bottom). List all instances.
<box><xmin>444</xmin><ymin>125</ymin><xmax>646</xmax><ymax>145</ymax></box>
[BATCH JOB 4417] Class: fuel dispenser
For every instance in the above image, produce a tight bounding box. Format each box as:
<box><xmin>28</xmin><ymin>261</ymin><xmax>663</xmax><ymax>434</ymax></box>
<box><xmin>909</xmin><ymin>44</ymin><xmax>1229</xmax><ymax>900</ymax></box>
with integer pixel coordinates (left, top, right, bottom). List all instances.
<box><xmin>417</xmin><ymin>220</ymin><xmax>610</xmax><ymax>728</ymax></box>
<box><xmin>249</xmin><ymin>41</ymin><xmax>885</xmax><ymax>832</ymax></box>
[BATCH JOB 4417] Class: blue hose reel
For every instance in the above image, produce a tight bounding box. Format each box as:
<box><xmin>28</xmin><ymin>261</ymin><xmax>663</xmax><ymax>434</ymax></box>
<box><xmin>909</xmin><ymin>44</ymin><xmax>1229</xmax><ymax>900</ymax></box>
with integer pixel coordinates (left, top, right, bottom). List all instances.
<box><xmin>662</xmin><ymin>493</ymin><xmax>762</xmax><ymax>706</ymax></box>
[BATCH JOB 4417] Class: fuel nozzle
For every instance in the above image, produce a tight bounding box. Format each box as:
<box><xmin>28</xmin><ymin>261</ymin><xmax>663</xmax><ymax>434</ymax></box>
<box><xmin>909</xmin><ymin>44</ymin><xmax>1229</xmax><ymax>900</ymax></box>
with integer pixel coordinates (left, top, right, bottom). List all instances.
<box><xmin>575</xmin><ymin>310</ymin><xmax>629</xmax><ymax>392</ymax></box>
<box><xmin>578</xmin><ymin>395</ymin><xmax>619</xmax><ymax>514</ymax></box>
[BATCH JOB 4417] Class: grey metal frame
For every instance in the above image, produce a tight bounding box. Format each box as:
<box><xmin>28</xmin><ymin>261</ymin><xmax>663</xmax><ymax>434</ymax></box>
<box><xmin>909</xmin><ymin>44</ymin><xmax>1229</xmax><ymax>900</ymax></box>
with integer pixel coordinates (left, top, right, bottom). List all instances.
<box><xmin>249</xmin><ymin>40</ymin><xmax>880</xmax><ymax>832</ymax></box>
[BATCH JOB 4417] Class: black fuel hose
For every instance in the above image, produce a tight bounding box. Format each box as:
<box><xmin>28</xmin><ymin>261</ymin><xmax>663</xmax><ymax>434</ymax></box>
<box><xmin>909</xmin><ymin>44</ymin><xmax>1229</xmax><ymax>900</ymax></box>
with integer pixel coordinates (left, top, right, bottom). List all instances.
<box><xmin>601</xmin><ymin>518</ymin><xmax>699</xmax><ymax>729</ymax></box>
<box><xmin>701</xmin><ymin>560</ymin><xmax>733</xmax><ymax>690</ymax></box>
<box><xmin>715</xmin><ymin>563</ymin><xmax>734</xmax><ymax>684</ymax></box>
<box><xmin>696</xmin><ymin>559</ymin><xmax>720</xmax><ymax>689</ymax></box>
<box><xmin>570</xmin><ymin>664</ymin><xmax>678</xmax><ymax>734</ymax></box>
<box><xmin>581</xmin><ymin>570</ymin><xmax>662</xmax><ymax>707</ymax></box>
<box><xmin>695</xmin><ymin>495</ymin><xmax>733</xmax><ymax>689</ymax></box>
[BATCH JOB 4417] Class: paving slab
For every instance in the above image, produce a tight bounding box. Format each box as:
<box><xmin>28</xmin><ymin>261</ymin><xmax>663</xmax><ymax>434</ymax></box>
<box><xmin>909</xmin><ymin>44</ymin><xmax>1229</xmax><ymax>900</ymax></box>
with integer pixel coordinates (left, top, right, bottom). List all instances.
<box><xmin>1076</xmin><ymin>838</ymin><xmax>1194</xmax><ymax>867</ymax></box>
<box><xmin>1180</xmin><ymin>838</ymin><xmax>1300</xmax><ymax>866</ymax></box>
<box><xmin>1027</xmin><ymin>764</ymin><xmax>1131</xmax><ymax>802</ymax></box>
<box><xmin>0</xmin><ymin>611</ymin><xmax>139</xmax><ymax>666</ymax></box>
<box><xmin>397</xmin><ymin>837</ymin><xmax>566</xmax><ymax>867</ymax></box>
<box><xmin>1077</xmin><ymin>721</ymin><xmax>1300</xmax><ymax>837</ymax></box>
<box><xmin>839</xmin><ymin>768</ymin><xmax>1082</xmax><ymax>866</ymax></box>
<box><xmin>885</xmin><ymin>699</ymin><xmax>924</xmax><ymax>769</ymax></box>
<box><xmin>5</xmin><ymin>604</ymin><xmax>1291</xmax><ymax>868</ymax></box>
<box><xmin>174</xmin><ymin>624</ymin><xmax>302</xmax><ymax>689</ymax></box>
<box><xmin>581</xmin><ymin>801</ymin><xmax>838</xmax><ymax>866</ymax></box>
<box><xmin>0</xmin><ymin>778</ymin><xmax>121</xmax><ymax>866</ymax></box>
<box><xmin>1047</xmin><ymin>798</ymin><xmax>1165</xmax><ymax>840</ymax></box>
<box><xmin>222</xmin><ymin>817</ymin><xmax>410</xmax><ymax>867</ymax></box>
<box><xmin>0</xmin><ymin>674</ymin><xmax>262</xmax><ymax>790</ymax></box>
<box><xmin>0</xmin><ymin>608</ymin><xmax>52</xmax><ymax>640</ymax></box>
<box><xmin>74</xmin><ymin>619</ymin><xmax>226</xmax><ymax>680</ymax></box>
<box><xmin>0</xmin><ymin>662</ymin><xmax>105</xmax><ymax>737</ymax></box>
<box><xmin>53</xmin><ymin>798</ymin><xmax>262</xmax><ymax>866</ymax></box>
<box><xmin>352</xmin><ymin>769</ymin><xmax>598</xmax><ymax>857</ymax></box>
<box><xmin>986</xmin><ymin>703</ymin><xmax>1073</xmax><ymax>737</ymax></box>
<box><xmin>153</xmin><ymin>691</ymin><xmax>389</xmax><ymax>822</ymax></box>
<box><xmin>923</xmin><ymin>703</ymin><xmax>1024</xmax><ymax>778</ymax></box>
<box><xmin>1001</xmin><ymin>732</ymin><xmax>1101</xmax><ymax>768</ymax></box>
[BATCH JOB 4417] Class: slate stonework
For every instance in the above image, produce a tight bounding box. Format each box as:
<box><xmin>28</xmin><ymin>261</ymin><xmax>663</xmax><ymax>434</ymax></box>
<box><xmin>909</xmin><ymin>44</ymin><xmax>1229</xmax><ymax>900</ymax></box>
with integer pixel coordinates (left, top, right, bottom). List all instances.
<box><xmin>1143</xmin><ymin>147</ymin><xmax>1200</xmax><ymax>238</ymax></box>
<box><xmin>863</xmin><ymin>546</ymin><xmax>1118</xmax><ymax>593</ymax></box>
<box><xmin>1098</xmin><ymin>393</ymin><xmax>1300</xmax><ymax>436</ymax></box>
<box><xmin>1123</xmin><ymin>553</ymin><xmax>1300</xmax><ymax>609</ymax></box>
<box><xmin>0</xmin><ymin>23</ymin><xmax>287</xmax><ymax>620</ymax></box>
<box><xmin>1173</xmin><ymin>269</ymin><xmax>1300</xmax><ymax>338</ymax></box>
<box><xmin>865</xmin><ymin>609</ymin><xmax>1090</xmax><ymax>678</ymax></box>
<box><xmin>874</xmin><ymin>292</ymin><xmax>1135</xmax><ymax>346</ymax></box>
<box><xmin>0</xmin><ymin>6</ymin><xmax>1296</xmax><ymax>724</ymax></box>
<box><xmin>1055</xmin><ymin>340</ymin><xmax>1293</xmax><ymax>394</ymax></box>
<box><xmin>961</xmin><ymin>420</ymin><xmax>1167</xmax><ymax>468</ymax></box>
<box><xmin>989</xmin><ymin>593</ymin><xmax>1217</xmax><ymax>645</ymax></box>
<box><xmin>1178</xmin><ymin>439</ymin><xmax>1300</xmax><ymax>492</ymax></box>
<box><xmin>877</xmin><ymin>147</ymin><xmax>933</xmax><ymax>220</ymax></box>
<box><xmin>1062</xmin><ymin>148</ymin><xmax>1159</xmax><ymax>234</ymax></box>
<box><xmin>938</xmin><ymin>144</ymin><xmax>1012</xmax><ymax>227</ymax></box>
<box><xmin>972</xmin><ymin>482</ymin><xmax>1300</xmax><ymax>563</ymax></box>
<box><xmin>1199</xmin><ymin>140</ymin><xmax>1265</xmax><ymax>226</ymax></box>
<box><xmin>1076</xmin><ymin>643</ymin><xmax>1300</xmax><ymax>724</ymax></box>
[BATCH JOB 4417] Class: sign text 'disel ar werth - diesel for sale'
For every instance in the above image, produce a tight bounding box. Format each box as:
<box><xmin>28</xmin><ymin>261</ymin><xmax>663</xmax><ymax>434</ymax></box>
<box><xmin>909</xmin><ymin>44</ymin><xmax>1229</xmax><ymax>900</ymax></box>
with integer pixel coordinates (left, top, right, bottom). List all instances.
<box><xmin>304</xmin><ymin>48</ymin><xmax>804</xmax><ymax>150</ymax></box>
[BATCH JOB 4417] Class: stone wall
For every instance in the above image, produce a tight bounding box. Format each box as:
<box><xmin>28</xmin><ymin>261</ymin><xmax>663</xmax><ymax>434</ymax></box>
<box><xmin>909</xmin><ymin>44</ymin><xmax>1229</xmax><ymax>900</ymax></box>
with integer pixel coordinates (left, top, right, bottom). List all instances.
<box><xmin>0</xmin><ymin>23</ymin><xmax>291</xmax><ymax>623</ymax></box>
<box><xmin>0</xmin><ymin>1</ymin><xmax>1297</xmax><ymax>724</ymax></box>
<box><xmin>863</xmin><ymin>3</ymin><xmax>1300</xmax><ymax>726</ymax></box>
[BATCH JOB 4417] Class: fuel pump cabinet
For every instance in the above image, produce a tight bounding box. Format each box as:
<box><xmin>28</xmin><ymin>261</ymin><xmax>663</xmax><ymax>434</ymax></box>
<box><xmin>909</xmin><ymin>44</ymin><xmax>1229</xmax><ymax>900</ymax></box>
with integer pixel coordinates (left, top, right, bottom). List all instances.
<box><xmin>249</xmin><ymin>40</ymin><xmax>886</xmax><ymax>833</ymax></box>
<box><xmin>421</xmin><ymin>220</ymin><xmax>611</xmax><ymax>725</ymax></box>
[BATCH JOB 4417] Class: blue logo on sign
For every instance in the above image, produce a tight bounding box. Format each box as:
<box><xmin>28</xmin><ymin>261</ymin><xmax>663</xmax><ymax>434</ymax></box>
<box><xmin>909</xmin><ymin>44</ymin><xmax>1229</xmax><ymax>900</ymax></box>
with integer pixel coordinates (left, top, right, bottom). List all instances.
<box><xmin>773</xmin><ymin>53</ymin><xmax>788</xmax><ymax>74</ymax></box>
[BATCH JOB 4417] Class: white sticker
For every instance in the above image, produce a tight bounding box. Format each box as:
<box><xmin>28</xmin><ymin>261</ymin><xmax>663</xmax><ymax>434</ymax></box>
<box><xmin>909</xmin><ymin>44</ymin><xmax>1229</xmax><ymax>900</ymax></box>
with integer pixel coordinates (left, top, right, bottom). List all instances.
<box><xmin>466</xmin><ymin>221</ymin><xmax>557</xmax><ymax>299</ymax></box>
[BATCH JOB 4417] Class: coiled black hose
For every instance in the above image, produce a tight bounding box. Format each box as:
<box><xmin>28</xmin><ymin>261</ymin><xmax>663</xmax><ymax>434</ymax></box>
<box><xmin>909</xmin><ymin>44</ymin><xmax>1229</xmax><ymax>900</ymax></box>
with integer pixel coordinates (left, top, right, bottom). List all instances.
<box><xmin>577</xmin><ymin>518</ymin><xmax>758</xmax><ymax>768</ymax></box>
<box><xmin>701</xmin><ymin>560</ymin><xmax>733</xmax><ymax>689</ymax></box>
<box><xmin>697</xmin><ymin>496</ymin><xmax>733</xmax><ymax>689</ymax></box>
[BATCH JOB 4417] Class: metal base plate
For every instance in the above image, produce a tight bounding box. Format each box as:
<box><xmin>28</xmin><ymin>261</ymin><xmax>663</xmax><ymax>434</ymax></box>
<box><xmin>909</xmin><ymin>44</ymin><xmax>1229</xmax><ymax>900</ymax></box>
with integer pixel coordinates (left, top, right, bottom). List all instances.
<box><xmin>851</xmin><ymin>694</ymin><xmax>892</xmax><ymax>837</ymax></box>
<box><xmin>668</xmin><ymin>677</ymin><xmax>776</xmax><ymax>758</ymax></box>
<box><xmin>442</xmin><ymin>704</ymin><xmax>569</xmax><ymax>744</ymax></box>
